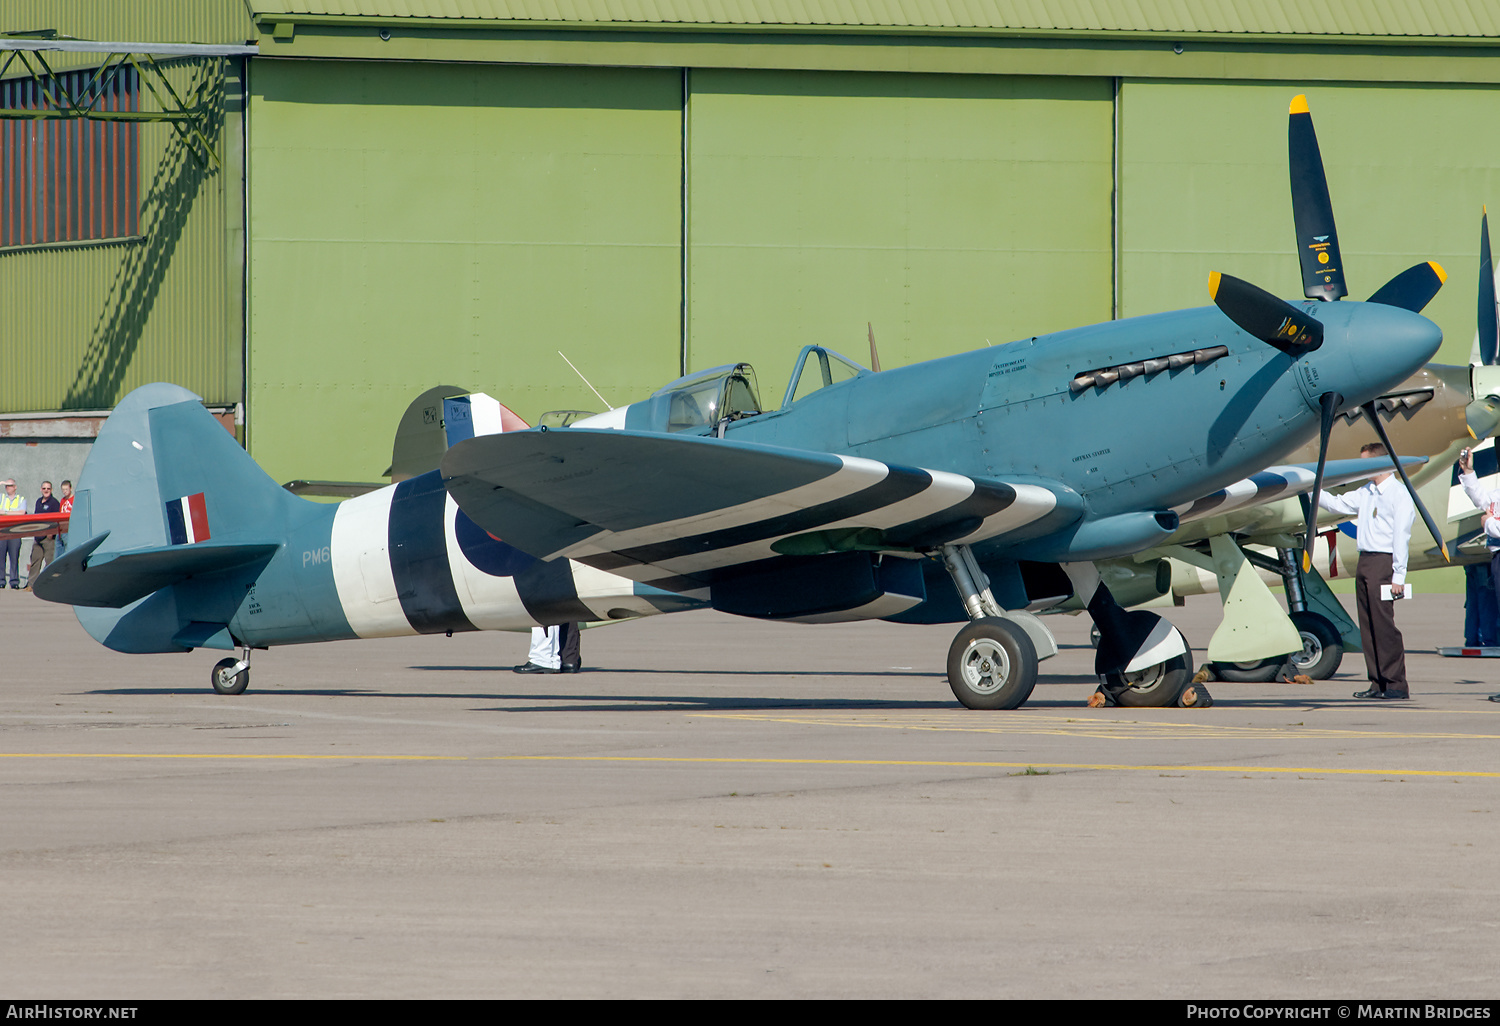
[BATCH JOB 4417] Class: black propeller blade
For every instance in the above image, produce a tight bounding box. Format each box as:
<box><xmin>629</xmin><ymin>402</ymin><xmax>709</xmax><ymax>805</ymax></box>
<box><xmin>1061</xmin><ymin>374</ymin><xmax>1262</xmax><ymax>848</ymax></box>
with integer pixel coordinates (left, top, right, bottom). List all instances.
<box><xmin>1367</xmin><ymin>261</ymin><xmax>1448</xmax><ymax>314</ymax></box>
<box><xmin>1208</xmin><ymin>272</ymin><xmax>1323</xmax><ymax>355</ymax></box>
<box><xmin>1289</xmin><ymin>94</ymin><xmax>1347</xmax><ymax>302</ymax></box>
<box><xmin>1481</xmin><ymin>207</ymin><xmax>1497</xmax><ymax>366</ymax></box>
<box><xmin>1361</xmin><ymin>404</ymin><xmax>1450</xmax><ymax>564</ymax></box>
<box><xmin>1301</xmin><ymin>390</ymin><xmax>1343</xmax><ymax>572</ymax></box>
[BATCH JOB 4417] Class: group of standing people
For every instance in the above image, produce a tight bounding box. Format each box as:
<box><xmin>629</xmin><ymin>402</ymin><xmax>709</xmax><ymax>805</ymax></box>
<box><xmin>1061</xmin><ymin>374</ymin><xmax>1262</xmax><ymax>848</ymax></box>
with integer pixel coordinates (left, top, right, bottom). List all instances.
<box><xmin>0</xmin><ymin>478</ymin><xmax>72</xmax><ymax>590</ymax></box>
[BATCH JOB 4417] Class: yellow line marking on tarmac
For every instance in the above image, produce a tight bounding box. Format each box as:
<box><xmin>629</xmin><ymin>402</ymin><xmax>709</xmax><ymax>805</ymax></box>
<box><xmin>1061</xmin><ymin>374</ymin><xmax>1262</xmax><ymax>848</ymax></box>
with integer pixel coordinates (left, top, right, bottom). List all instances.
<box><xmin>700</xmin><ymin>712</ymin><xmax>1500</xmax><ymax>741</ymax></box>
<box><xmin>0</xmin><ymin>752</ymin><xmax>1495</xmax><ymax>777</ymax></box>
<box><xmin>0</xmin><ymin>753</ymin><xmax>465</xmax><ymax>760</ymax></box>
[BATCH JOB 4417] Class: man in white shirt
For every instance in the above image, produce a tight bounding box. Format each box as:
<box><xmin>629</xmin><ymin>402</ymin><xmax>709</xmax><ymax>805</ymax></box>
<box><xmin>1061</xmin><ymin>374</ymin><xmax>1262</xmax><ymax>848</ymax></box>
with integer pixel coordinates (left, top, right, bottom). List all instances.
<box><xmin>1318</xmin><ymin>443</ymin><xmax>1415</xmax><ymax>699</ymax></box>
<box><xmin>1456</xmin><ymin>447</ymin><xmax>1500</xmax><ymax>703</ymax></box>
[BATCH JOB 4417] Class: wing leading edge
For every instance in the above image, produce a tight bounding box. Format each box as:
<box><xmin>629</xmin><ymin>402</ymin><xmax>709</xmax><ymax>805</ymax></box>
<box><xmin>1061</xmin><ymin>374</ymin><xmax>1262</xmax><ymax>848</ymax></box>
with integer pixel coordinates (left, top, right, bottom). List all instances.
<box><xmin>441</xmin><ymin>429</ymin><xmax>1078</xmax><ymax>597</ymax></box>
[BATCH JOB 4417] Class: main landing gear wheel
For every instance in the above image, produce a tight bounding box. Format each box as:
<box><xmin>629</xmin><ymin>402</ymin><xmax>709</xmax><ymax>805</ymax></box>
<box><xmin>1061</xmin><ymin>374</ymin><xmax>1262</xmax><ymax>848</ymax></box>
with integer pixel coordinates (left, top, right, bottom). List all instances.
<box><xmin>211</xmin><ymin>657</ymin><xmax>249</xmax><ymax>695</ymax></box>
<box><xmin>1211</xmin><ymin>658</ymin><xmax>1282</xmax><ymax>683</ymax></box>
<box><xmin>1287</xmin><ymin>610</ymin><xmax>1343</xmax><ymax>679</ymax></box>
<box><xmin>1102</xmin><ymin>653</ymin><xmax>1192</xmax><ymax>708</ymax></box>
<box><xmin>946</xmin><ymin>617</ymin><xmax>1038</xmax><ymax>710</ymax></box>
<box><xmin>1210</xmin><ymin>611</ymin><xmax>1344</xmax><ymax>682</ymax></box>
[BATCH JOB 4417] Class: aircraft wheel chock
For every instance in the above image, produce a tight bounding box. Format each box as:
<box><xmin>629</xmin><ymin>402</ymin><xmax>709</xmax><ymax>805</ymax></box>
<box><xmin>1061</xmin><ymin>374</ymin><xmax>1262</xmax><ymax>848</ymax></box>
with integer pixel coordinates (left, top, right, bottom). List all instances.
<box><xmin>1287</xmin><ymin>611</ymin><xmax>1343</xmax><ymax>680</ymax></box>
<box><xmin>1103</xmin><ymin>653</ymin><xmax>1192</xmax><ymax>708</ymax></box>
<box><xmin>946</xmin><ymin>618</ymin><xmax>1038</xmax><ymax>710</ymax></box>
<box><xmin>210</xmin><ymin>658</ymin><xmax>250</xmax><ymax>696</ymax></box>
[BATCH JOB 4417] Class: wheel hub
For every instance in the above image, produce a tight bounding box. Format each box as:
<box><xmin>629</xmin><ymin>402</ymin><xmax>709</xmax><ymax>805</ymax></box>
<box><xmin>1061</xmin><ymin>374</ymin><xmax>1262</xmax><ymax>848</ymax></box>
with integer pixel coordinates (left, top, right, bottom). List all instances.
<box><xmin>1293</xmin><ymin>631</ymin><xmax>1322</xmax><ymax>668</ymax></box>
<box><xmin>962</xmin><ymin>639</ymin><xmax>1011</xmax><ymax>695</ymax></box>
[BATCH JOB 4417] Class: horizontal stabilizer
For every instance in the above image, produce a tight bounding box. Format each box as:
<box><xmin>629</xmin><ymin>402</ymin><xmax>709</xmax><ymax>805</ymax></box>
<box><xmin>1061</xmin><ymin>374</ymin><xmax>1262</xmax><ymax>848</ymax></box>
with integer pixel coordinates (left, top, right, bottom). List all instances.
<box><xmin>32</xmin><ymin>532</ymin><xmax>282</xmax><ymax>608</ymax></box>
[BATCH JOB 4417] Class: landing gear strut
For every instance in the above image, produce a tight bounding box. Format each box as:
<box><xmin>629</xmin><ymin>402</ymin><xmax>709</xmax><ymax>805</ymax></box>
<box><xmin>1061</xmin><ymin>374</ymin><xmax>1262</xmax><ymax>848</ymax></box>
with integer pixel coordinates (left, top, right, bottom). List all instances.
<box><xmin>1210</xmin><ymin>545</ymin><xmax>1344</xmax><ymax>681</ymax></box>
<box><xmin>211</xmin><ymin>648</ymin><xmax>251</xmax><ymax>695</ymax></box>
<box><xmin>938</xmin><ymin>545</ymin><xmax>1048</xmax><ymax>709</ymax></box>
<box><xmin>1063</xmin><ymin>561</ymin><xmax>1198</xmax><ymax>708</ymax></box>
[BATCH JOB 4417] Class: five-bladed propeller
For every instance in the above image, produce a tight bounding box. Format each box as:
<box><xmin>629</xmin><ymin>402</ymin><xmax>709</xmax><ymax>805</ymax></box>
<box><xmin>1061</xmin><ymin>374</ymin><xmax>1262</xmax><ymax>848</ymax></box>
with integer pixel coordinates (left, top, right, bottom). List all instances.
<box><xmin>1208</xmin><ymin>94</ymin><xmax>1451</xmax><ymax>572</ymax></box>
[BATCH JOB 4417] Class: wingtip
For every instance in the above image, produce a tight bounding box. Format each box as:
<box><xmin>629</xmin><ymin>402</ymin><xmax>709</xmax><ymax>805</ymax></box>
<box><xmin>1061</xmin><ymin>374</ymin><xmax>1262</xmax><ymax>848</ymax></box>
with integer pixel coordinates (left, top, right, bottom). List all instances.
<box><xmin>1290</xmin><ymin>94</ymin><xmax>1309</xmax><ymax>115</ymax></box>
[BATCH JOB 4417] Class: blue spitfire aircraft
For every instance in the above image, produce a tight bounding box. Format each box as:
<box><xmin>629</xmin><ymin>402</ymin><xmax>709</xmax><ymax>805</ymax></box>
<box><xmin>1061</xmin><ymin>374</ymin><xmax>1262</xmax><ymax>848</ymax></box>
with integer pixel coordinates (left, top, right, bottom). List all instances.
<box><xmin>34</xmin><ymin>96</ymin><xmax>1448</xmax><ymax>709</ymax></box>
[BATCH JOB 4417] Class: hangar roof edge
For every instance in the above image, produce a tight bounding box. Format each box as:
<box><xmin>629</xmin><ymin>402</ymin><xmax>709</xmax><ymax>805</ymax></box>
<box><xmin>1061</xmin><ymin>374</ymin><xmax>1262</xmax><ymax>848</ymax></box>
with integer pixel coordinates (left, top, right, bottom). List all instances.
<box><xmin>246</xmin><ymin>1</ymin><xmax>1500</xmax><ymax>41</ymax></box>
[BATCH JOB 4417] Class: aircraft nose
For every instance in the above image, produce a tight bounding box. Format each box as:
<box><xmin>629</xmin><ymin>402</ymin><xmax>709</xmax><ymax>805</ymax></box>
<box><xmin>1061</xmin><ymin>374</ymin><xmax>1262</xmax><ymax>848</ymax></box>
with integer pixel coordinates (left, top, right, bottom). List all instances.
<box><xmin>1310</xmin><ymin>302</ymin><xmax>1442</xmax><ymax>409</ymax></box>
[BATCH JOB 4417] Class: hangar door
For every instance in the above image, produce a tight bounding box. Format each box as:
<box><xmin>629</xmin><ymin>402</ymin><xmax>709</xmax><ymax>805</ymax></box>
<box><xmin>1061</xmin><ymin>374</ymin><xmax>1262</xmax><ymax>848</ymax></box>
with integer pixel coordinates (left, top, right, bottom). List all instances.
<box><xmin>246</xmin><ymin>59</ymin><xmax>683</xmax><ymax>485</ymax></box>
<box><xmin>685</xmin><ymin>70</ymin><xmax>1115</xmax><ymax>405</ymax></box>
<box><xmin>1118</xmin><ymin>79</ymin><xmax>1500</xmax><ymax>367</ymax></box>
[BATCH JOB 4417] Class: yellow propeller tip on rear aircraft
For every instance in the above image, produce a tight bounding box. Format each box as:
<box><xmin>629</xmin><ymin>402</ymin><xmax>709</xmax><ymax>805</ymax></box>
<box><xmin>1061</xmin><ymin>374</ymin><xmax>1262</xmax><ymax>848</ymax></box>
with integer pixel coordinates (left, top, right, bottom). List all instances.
<box><xmin>1430</xmin><ymin>260</ymin><xmax>1447</xmax><ymax>284</ymax></box>
<box><xmin>1208</xmin><ymin>271</ymin><xmax>1222</xmax><ymax>299</ymax></box>
<box><xmin>1290</xmin><ymin>94</ymin><xmax>1310</xmax><ymax>115</ymax></box>
<box><xmin>1302</xmin><ymin>550</ymin><xmax>1312</xmax><ymax>572</ymax></box>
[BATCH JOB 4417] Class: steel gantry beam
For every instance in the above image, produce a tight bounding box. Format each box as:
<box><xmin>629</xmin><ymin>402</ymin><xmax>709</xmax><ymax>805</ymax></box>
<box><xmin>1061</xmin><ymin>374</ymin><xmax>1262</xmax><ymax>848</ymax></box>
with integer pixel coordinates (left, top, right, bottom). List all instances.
<box><xmin>0</xmin><ymin>37</ymin><xmax>259</xmax><ymax>167</ymax></box>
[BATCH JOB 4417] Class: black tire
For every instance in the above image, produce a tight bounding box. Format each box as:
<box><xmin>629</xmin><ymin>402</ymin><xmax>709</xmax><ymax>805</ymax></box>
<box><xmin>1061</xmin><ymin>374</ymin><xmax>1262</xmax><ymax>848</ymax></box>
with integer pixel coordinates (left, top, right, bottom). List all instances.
<box><xmin>1211</xmin><ymin>658</ymin><xmax>1283</xmax><ymax>683</ymax></box>
<box><xmin>1104</xmin><ymin>653</ymin><xmax>1193</xmax><ymax>707</ymax></box>
<box><xmin>211</xmin><ymin>657</ymin><xmax>249</xmax><ymax>695</ymax></box>
<box><xmin>946</xmin><ymin>618</ymin><xmax>1039</xmax><ymax>710</ymax></box>
<box><xmin>1287</xmin><ymin>611</ymin><xmax>1343</xmax><ymax>679</ymax></box>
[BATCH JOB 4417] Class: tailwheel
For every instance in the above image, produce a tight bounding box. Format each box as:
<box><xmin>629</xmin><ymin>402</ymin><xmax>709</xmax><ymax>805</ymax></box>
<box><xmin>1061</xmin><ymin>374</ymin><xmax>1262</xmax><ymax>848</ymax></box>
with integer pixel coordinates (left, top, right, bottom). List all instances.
<box><xmin>1101</xmin><ymin>653</ymin><xmax>1192</xmax><ymax>708</ymax></box>
<box><xmin>946</xmin><ymin>617</ymin><xmax>1038</xmax><ymax>710</ymax></box>
<box><xmin>210</xmin><ymin>656</ymin><xmax>250</xmax><ymax>695</ymax></box>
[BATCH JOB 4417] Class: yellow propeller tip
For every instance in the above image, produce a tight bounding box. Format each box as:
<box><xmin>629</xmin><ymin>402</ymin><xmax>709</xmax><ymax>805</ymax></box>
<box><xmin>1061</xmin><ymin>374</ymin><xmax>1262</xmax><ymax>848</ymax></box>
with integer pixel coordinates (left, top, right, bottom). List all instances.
<box><xmin>1302</xmin><ymin>552</ymin><xmax>1312</xmax><ymax>572</ymax></box>
<box><xmin>1430</xmin><ymin>260</ymin><xmax>1447</xmax><ymax>284</ymax></box>
<box><xmin>1290</xmin><ymin>94</ymin><xmax>1310</xmax><ymax>114</ymax></box>
<box><xmin>1208</xmin><ymin>271</ymin><xmax>1221</xmax><ymax>298</ymax></box>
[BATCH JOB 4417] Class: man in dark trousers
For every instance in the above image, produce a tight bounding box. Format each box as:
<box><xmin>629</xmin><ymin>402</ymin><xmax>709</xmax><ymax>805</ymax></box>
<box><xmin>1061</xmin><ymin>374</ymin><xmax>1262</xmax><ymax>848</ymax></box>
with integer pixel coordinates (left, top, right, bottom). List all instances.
<box><xmin>23</xmin><ymin>481</ymin><xmax>60</xmax><ymax>589</ymax></box>
<box><xmin>1318</xmin><ymin>443</ymin><xmax>1415</xmax><ymax>700</ymax></box>
<box><xmin>1457</xmin><ymin>446</ymin><xmax>1500</xmax><ymax>703</ymax></box>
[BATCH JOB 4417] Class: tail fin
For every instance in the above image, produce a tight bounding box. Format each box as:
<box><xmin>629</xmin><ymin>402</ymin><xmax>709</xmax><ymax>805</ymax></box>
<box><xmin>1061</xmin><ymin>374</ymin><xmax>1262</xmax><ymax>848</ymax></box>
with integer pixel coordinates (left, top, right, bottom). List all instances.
<box><xmin>384</xmin><ymin>387</ymin><xmax>528</xmax><ymax>482</ymax></box>
<box><xmin>34</xmin><ymin>383</ymin><xmax>307</xmax><ymax>652</ymax></box>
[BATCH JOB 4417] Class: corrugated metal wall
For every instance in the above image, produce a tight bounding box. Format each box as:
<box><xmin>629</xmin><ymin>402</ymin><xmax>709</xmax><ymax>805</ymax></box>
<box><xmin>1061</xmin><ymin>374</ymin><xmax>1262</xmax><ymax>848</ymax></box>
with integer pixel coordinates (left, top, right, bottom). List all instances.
<box><xmin>0</xmin><ymin>57</ymin><xmax>245</xmax><ymax>411</ymax></box>
<box><xmin>0</xmin><ymin>1</ymin><xmax>253</xmax><ymax>48</ymax></box>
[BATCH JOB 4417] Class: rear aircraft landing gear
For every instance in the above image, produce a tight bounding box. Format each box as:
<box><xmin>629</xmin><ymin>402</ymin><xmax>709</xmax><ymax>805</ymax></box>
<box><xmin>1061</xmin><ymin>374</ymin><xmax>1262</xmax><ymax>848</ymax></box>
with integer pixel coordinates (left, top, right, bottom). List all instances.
<box><xmin>211</xmin><ymin>649</ymin><xmax>251</xmax><ymax>695</ymax></box>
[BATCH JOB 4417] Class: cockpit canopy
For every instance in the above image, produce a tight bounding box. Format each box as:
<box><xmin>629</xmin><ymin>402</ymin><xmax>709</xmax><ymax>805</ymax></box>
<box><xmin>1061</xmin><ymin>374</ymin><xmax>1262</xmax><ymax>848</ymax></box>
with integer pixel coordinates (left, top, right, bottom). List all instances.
<box><xmin>650</xmin><ymin>363</ymin><xmax>763</xmax><ymax>433</ymax></box>
<box><xmin>781</xmin><ymin>345</ymin><xmax>869</xmax><ymax>408</ymax></box>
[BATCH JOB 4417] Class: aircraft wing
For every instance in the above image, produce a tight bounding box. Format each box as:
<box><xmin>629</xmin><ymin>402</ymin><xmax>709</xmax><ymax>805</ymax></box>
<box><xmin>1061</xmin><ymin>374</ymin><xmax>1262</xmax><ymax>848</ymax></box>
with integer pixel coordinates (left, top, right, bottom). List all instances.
<box><xmin>0</xmin><ymin>511</ymin><xmax>68</xmax><ymax>540</ymax></box>
<box><xmin>441</xmin><ymin>429</ymin><xmax>1075</xmax><ymax>596</ymax></box>
<box><xmin>1171</xmin><ymin>456</ymin><xmax>1425</xmax><ymax>526</ymax></box>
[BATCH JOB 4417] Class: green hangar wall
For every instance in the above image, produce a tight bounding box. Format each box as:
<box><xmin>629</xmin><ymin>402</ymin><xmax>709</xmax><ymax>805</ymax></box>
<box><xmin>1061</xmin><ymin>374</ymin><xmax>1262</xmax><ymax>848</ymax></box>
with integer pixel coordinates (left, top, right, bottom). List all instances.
<box><xmin>245</xmin><ymin>60</ymin><xmax>1115</xmax><ymax>484</ymax></box>
<box><xmin>6</xmin><ymin>2</ymin><xmax>1500</xmax><ymax>496</ymax></box>
<box><xmin>246</xmin><ymin>59</ymin><xmax>685</xmax><ymax>483</ymax></box>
